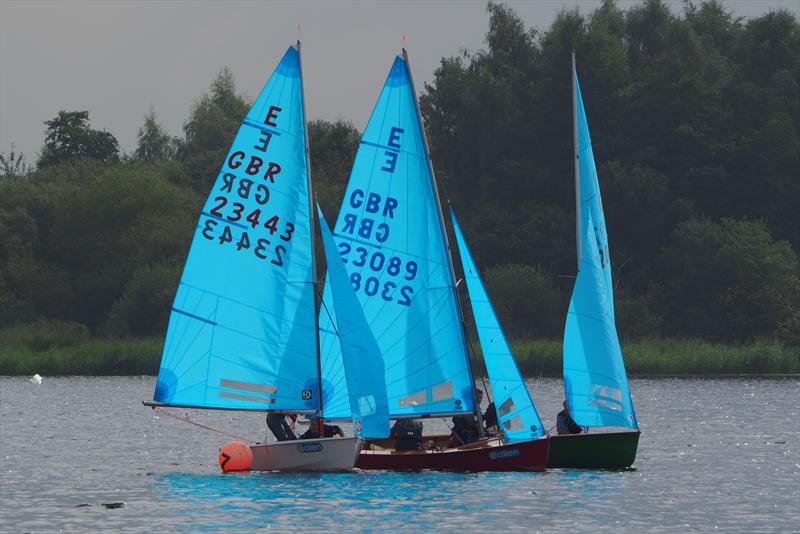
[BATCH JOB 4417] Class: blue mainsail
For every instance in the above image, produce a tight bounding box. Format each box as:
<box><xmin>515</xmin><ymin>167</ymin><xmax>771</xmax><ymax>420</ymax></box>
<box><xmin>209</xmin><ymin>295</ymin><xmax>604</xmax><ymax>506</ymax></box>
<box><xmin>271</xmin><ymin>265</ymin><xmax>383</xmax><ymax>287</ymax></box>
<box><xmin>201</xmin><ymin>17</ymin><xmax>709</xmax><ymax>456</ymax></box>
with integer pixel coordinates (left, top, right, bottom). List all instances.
<box><xmin>317</xmin><ymin>206</ymin><xmax>390</xmax><ymax>439</ymax></box>
<box><xmin>563</xmin><ymin>61</ymin><xmax>637</xmax><ymax>429</ymax></box>
<box><xmin>317</xmin><ymin>55</ymin><xmax>475</xmax><ymax>420</ymax></box>
<box><xmin>575</xmin><ymin>70</ymin><xmax>614</xmax><ymax>313</ymax></box>
<box><xmin>153</xmin><ymin>45</ymin><xmax>318</xmax><ymax>412</ymax></box>
<box><xmin>450</xmin><ymin>209</ymin><xmax>546</xmax><ymax>442</ymax></box>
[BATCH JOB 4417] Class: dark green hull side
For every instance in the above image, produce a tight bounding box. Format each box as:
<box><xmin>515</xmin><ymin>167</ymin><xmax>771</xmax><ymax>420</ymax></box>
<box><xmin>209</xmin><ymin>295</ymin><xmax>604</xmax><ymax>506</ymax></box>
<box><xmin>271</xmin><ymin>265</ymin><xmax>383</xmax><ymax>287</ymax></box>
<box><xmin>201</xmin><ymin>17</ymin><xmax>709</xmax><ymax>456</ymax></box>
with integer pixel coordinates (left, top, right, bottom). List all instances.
<box><xmin>547</xmin><ymin>430</ymin><xmax>640</xmax><ymax>469</ymax></box>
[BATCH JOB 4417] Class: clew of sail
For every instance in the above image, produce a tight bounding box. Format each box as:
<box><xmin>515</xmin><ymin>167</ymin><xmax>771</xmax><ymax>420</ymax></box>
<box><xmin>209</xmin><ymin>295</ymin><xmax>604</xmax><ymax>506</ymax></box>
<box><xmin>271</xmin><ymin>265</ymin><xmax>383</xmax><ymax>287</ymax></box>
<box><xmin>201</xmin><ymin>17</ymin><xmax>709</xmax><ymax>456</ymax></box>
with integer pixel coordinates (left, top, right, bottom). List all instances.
<box><xmin>317</xmin><ymin>55</ymin><xmax>474</xmax><ymax>420</ymax></box>
<box><xmin>153</xmin><ymin>46</ymin><xmax>318</xmax><ymax>412</ymax></box>
<box><xmin>450</xmin><ymin>209</ymin><xmax>545</xmax><ymax>442</ymax></box>
<box><xmin>317</xmin><ymin>205</ymin><xmax>390</xmax><ymax>439</ymax></box>
<box><xmin>564</xmin><ymin>213</ymin><xmax>637</xmax><ymax>429</ymax></box>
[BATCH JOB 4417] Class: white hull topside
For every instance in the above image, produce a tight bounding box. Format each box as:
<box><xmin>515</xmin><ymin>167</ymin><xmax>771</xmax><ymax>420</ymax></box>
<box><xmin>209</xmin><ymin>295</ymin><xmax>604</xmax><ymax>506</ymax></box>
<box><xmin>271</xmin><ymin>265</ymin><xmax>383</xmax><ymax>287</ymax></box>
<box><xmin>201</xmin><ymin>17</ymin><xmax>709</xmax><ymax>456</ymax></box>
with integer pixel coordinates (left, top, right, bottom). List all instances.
<box><xmin>249</xmin><ymin>437</ymin><xmax>363</xmax><ymax>471</ymax></box>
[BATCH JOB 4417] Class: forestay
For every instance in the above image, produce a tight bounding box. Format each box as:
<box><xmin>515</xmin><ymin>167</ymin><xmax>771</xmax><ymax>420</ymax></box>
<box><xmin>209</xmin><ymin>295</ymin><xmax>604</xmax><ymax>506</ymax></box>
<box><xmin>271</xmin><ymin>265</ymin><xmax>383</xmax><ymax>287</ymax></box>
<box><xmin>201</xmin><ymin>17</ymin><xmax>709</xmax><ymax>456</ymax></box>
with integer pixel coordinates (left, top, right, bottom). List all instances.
<box><xmin>317</xmin><ymin>55</ymin><xmax>474</xmax><ymax>420</ymax></box>
<box><xmin>450</xmin><ymin>209</ymin><xmax>545</xmax><ymax>441</ymax></box>
<box><xmin>318</xmin><ymin>206</ymin><xmax>390</xmax><ymax>439</ymax></box>
<box><xmin>153</xmin><ymin>46</ymin><xmax>318</xmax><ymax>412</ymax></box>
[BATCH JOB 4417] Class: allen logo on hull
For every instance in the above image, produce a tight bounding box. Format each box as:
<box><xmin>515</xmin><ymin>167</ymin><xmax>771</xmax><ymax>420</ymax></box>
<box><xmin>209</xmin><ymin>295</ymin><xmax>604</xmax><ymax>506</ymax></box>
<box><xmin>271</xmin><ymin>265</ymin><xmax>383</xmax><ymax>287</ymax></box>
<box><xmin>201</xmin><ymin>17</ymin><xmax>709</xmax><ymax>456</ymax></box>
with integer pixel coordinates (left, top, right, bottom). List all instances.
<box><xmin>296</xmin><ymin>442</ymin><xmax>323</xmax><ymax>454</ymax></box>
<box><xmin>488</xmin><ymin>448</ymin><xmax>520</xmax><ymax>460</ymax></box>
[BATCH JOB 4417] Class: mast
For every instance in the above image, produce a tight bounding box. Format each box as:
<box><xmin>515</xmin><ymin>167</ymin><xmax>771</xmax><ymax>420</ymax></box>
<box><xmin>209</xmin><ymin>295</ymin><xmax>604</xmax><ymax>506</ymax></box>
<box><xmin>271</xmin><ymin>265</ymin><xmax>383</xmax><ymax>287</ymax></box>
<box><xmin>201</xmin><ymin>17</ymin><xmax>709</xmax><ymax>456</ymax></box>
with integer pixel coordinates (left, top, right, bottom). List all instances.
<box><xmin>402</xmin><ymin>48</ymin><xmax>484</xmax><ymax>438</ymax></box>
<box><xmin>297</xmin><ymin>41</ymin><xmax>324</xmax><ymax>426</ymax></box>
<box><xmin>572</xmin><ymin>50</ymin><xmax>581</xmax><ymax>268</ymax></box>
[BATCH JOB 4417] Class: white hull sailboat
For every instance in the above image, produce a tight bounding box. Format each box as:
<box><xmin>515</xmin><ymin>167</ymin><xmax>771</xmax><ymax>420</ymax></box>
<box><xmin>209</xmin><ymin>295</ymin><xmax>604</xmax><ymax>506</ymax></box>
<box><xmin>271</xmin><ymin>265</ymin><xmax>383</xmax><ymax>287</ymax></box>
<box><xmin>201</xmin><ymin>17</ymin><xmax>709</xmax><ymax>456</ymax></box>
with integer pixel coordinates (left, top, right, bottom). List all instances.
<box><xmin>146</xmin><ymin>42</ymin><xmax>390</xmax><ymax>472</ymax></box>
<box><xmin>249</xmin><ymin>437</ymin><xmax>363</xmax><ymax>471</ymax></box>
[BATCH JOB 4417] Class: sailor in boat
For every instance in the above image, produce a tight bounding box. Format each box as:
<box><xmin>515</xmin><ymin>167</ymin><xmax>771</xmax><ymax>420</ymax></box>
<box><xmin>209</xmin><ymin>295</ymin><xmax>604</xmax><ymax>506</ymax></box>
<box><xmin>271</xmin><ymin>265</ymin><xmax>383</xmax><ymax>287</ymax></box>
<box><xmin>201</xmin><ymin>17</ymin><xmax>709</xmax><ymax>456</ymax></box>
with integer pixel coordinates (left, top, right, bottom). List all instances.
<box><xmin>390</xmin><ymin>418</ymin><xmax>424</xmax><ymax>451</ymax></box>
<box><xmin>299</xmin><ymin>415</ymin><xmax>345</xmax><ymax>440</ymax></box>
<box><xmin>448</xmin><ymin>389</ymin><xmax>493</xmax><ymax>447</ymax></box>
<box><xmin>266</xmin><ymin>413</ymin><xmax>298</xmax><ymax>441</ymax></box>
<box><xmin>484</xmin><ymin>399</ymin><xmax>498</xmax><ymax>434</ymax></box>
<box><xmin>556</xmin><ymin>400</ymin><xmax>583</xmax><ymax>435</ymax></box>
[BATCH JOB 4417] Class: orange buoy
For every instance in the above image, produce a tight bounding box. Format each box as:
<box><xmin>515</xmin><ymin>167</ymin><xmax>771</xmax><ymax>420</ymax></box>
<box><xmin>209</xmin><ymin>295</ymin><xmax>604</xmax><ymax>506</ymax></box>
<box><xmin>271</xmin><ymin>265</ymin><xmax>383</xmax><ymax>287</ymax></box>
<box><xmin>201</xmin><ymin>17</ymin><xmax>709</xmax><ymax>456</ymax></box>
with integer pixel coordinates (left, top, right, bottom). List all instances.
<box><xmin>218</xmin><ymin>441</ymin><xmax>253</xmax><ymax>472</ymax></box>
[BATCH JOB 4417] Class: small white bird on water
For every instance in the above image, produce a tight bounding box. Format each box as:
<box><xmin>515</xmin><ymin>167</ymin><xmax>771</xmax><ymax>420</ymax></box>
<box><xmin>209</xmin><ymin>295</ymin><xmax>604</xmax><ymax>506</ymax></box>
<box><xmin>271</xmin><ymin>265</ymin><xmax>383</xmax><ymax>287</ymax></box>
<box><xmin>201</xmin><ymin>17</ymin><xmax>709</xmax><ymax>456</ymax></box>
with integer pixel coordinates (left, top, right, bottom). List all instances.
<box><xmin>30</xmin><ymin>373</ymin><xmax>42</xmax><ymax>384</ymax></box>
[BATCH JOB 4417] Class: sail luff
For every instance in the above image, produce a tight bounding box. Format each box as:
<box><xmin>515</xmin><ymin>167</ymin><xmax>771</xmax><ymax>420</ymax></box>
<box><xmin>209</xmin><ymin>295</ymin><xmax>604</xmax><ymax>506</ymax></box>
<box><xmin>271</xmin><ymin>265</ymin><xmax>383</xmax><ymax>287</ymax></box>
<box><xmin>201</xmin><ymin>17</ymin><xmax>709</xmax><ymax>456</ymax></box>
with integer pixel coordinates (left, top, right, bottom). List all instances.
<box><xmin>296</xmin><ymin>40</ymin><xmax>324</xmax><ymax>418</ymax></box>
<box><xmin>401</xmin><ymin>48</ymin><xmax>483</xmax><ymax>437</ymax></box>
<box><xmin>572</xmin><ymin>50</ymin><xmax>581</xmax><ymax>268</ymax></box>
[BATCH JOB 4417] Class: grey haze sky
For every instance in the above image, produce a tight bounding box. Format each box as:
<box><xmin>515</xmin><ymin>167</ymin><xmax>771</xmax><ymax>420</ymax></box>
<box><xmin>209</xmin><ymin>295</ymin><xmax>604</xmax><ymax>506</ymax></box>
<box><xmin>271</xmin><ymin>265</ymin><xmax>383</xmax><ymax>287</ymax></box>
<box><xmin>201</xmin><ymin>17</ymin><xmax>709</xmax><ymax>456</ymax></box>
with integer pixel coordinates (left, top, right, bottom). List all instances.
<box><xmin>1</xmin><ymin>0</ymin><xmax>797</xmax><ymax>161</ymax></box>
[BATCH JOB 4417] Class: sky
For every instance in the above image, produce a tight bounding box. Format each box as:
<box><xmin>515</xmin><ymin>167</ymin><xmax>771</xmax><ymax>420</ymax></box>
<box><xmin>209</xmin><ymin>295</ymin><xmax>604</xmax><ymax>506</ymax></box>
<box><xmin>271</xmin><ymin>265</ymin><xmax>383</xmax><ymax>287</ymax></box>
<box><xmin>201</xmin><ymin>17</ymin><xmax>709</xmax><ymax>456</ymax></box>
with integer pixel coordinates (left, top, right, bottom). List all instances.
<box><xmin>1</xmin><ymin>0</ymin><xmax>798</xmax><ymax>162</ymax></box>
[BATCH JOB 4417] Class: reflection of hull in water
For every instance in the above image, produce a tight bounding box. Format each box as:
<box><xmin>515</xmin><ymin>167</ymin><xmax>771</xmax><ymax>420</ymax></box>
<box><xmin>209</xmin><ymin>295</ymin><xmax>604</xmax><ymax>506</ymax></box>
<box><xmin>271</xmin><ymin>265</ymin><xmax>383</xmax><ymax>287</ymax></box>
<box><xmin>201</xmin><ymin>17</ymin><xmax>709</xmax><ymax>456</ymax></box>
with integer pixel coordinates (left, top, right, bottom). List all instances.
<box><xmin>547</xmin><ymin>430</ymin><xmax>640</xmax><ymax>469</ymax></box>
<box><xmin>357</xmin><ymin>435</ymin><xmax>549</xmax><ymax>472</ymax></box>
<box><xmin>250</xmin><ymin>437</ymin><xmax>363</xmax><ymax>471</ymax></box>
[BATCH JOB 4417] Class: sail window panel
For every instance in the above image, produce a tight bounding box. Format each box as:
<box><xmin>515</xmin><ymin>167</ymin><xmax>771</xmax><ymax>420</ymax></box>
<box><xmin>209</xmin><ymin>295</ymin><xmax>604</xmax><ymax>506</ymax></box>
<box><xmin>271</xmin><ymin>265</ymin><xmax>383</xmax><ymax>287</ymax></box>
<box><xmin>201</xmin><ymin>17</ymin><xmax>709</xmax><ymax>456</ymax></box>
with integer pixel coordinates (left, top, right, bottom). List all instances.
<box><xmin>591</xmin><ymin>384</ymin><xmax>622</xmax><ymax>403</ymax></box>
<box><xmin>219</xmin><ymin>379</ymin><xmax>277</xmax><ymax>395</ymax></box>
<box><xmin>502</xmin><ymin>416</ymin><xmax>524</xmax><ymax>431</ymax></box>
<box><xmin>589</xmin><ymin>398</ymin><xmax>622</xmax><ymax>411</ymax></box>
<box><xmin>498</xmin><ymin>397</ymin><xmax>516</xmax><ymax>418</ymax></box>
<box><xmin>431</xmin><ymin>381</ymin><xmax>454</xmax><ymax>402</ymax></box>
<box><xmin>219</xmin><ymin>392</ymin><xmax>276</xmax><ymax>404</ymax></box>
<box><xmin>398</xmin><ymin>390</ymin><xmax>427</xmax><ymax>407</ymax></box>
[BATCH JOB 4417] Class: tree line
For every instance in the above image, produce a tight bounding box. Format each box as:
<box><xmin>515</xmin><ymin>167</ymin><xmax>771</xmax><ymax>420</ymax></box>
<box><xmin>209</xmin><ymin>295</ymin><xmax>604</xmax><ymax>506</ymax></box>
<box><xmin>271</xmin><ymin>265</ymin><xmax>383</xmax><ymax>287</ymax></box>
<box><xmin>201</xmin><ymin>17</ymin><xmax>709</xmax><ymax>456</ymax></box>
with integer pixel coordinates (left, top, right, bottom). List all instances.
<box><xmin>0</xmin><ymin>0</ymin><xmax>797</xmax><ymax>348</ymax></box>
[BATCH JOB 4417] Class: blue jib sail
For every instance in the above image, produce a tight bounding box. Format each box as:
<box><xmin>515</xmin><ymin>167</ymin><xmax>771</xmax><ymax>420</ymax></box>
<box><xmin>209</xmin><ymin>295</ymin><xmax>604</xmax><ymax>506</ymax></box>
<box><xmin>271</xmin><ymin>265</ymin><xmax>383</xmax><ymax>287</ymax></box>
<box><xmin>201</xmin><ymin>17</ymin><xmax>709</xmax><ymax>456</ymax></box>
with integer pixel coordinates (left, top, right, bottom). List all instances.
<box><xmin>450</xmin><ymin>209</ymin><xmax>545</xmax><ymax>442</ymax></box>
<box><xmin>153</xmin><ymin>45</ymin><xmax>318</xmax><ymax>412</ymax></box>
<box><xmin>565</xmin><ymin>67</ymin><xmax>636</xmax><ymax>429</ymax></box>
<box><xmin>317</xmin><ymin>55</ymin><xmax>474</xmax><ymax>420</ymax></box>
<box><xmin>563</xmin><ymin>211</ymin><xmax>637</xmax><ymax>429</ymax></box>
<box><xmin>317</xmin><ymin>205</ymin><xmax>390</xmax><ymax>439</ymax></box>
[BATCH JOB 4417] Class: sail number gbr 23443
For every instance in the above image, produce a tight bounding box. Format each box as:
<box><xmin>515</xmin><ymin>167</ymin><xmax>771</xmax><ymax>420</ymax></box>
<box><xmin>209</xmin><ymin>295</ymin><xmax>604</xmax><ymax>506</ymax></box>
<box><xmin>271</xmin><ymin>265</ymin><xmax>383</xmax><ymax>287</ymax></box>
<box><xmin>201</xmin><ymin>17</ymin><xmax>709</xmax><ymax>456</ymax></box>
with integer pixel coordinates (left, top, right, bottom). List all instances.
<box><xmin>201</xmin><ymin>196</ymin><xmax>294</xmax><ymax>267</ymax></box>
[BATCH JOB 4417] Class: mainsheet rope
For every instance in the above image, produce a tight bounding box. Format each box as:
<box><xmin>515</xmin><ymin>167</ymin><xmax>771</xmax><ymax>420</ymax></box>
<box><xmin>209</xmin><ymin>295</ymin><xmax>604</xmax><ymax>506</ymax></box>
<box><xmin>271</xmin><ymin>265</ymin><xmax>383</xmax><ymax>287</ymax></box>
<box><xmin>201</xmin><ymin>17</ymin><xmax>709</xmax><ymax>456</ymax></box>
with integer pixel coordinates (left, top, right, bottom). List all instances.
<box><xmin>151</xmin><ymin>406</ymin><xmax>251</xmax><ymax>442</ymax></box>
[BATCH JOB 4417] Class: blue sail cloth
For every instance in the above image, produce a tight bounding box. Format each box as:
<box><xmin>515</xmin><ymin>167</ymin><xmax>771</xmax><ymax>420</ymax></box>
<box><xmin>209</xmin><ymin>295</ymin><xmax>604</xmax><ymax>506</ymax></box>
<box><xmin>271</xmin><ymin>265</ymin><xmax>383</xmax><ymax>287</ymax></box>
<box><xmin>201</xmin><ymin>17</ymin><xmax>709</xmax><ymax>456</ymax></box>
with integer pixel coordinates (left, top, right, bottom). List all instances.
<box><xmin>575</xmin><ymin>71</ymin><xmax>614</xmax><ymax>315</ymax></box>
<box><xmin>153</xmin><ymin>46</ymin><xmax>318</xmax><ymax>412</ymax></box>
<box><xmin>317</xmin><ymin>206</ymin><xmax>390</xmax><ymax>439</ymax></box>
<box><xmin>564</xmin><ymin>214</ymin><xmax>637</xmax><ymax>429</ymax></box>
<box><xmin>317</xmin><ymin>55</ymin><xmax>474</xmax><ymax>420</ymax></box>
<box><xmin>450</xmin><ymin>209</ymin><xmax>545</xmax><ymax>441</ymax></box>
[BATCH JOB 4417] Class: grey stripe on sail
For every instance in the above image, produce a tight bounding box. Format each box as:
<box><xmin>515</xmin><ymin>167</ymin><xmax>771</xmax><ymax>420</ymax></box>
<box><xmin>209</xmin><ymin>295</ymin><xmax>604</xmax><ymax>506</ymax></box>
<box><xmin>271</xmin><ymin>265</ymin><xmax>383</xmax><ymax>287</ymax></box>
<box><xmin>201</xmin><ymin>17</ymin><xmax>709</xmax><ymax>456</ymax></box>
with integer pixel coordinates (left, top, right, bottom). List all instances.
<box><xmin>219</xmin><ymin>391</ymin><xmax>275</xmax><ymax>404</ymax></box>
<box><xmin>220</xmin><ymin>379</ymin><xmax>277</xmax><ymax>395</ymax></box>
<box><xmin>398</xmin><ymin>390</ymin><xmax>426</xmax><ymax>407</ymax></box>
<box><xmin>431</xmin><ymin>381</ymin><xmax>453</xmax><ymax>402</ymax></box>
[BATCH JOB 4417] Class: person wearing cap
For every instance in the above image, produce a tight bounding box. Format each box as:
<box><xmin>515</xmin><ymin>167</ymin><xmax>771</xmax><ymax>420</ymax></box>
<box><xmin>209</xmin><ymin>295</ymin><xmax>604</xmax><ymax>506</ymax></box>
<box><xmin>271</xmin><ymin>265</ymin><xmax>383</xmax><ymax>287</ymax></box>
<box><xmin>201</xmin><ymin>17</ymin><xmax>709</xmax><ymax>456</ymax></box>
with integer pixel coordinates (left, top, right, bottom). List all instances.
<box><xmin>298</xmin><ymin>416</ymin><xmax>345</xmax><ymax>439</ymax></box>
<box><xmin>556</xmin><ymin>400</ymin><xmax>582</xmax><ymax>435</ymax></box>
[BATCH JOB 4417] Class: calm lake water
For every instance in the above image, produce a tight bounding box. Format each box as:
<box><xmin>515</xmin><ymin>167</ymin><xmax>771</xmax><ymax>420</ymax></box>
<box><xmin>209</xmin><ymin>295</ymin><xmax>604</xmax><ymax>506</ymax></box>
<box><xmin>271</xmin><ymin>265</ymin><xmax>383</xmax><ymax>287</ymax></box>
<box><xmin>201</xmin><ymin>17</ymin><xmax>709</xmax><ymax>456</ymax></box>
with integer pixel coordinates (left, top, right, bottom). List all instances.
<box><xmin>1</xmin><ymin>376</ymin><xmax>798</xmax><ymax>533</ymax></box>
